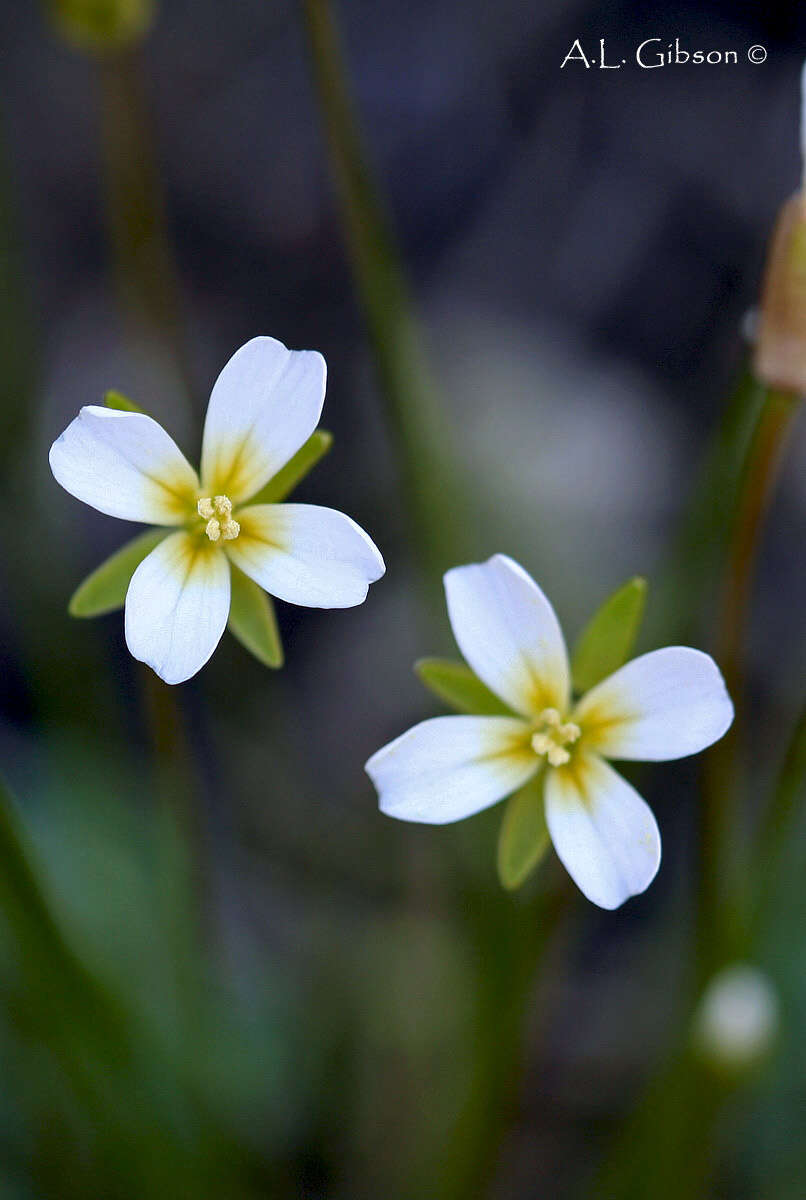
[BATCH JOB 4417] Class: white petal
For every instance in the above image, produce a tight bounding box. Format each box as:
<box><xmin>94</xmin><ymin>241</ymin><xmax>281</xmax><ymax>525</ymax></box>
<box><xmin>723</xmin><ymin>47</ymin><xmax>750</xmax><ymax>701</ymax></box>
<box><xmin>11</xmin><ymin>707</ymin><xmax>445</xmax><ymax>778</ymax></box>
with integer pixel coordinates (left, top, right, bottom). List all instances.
<box><xmin>49</xmin><ymin>407</ymin><xmax>199</xmax><ymax>524</ymax></box>
<box><xmin>574</xmin><ymin>647</ymin><xmax>734</xmax><ymax>761</ymax></box>
<box><xmin>366</xmin><ymin>716</ymin><xmax>537</xmax><ymax>824</ymax></box>
<box><xmin>200</xmin><ymin>336</ymin><xmax>326</xmax><ymax>503</ymax></box>
<box><xmin>125</xmin><ymin>532</ymin><xmax>231</xmax><ymax>684</ymax></box>
<box><xmin>544</xmin><ymin>753</ymin><xmax>660</xmax><ymax>909</ymax></box>
<box><xmin>444</xmin><ymin>555</ymin><xmax>569</xmax><ymax>718</ymax></box>
<box><xmin>226</xmin><ymin>504</ymin><xmax>385</xmax><ymax>609</ymax></box>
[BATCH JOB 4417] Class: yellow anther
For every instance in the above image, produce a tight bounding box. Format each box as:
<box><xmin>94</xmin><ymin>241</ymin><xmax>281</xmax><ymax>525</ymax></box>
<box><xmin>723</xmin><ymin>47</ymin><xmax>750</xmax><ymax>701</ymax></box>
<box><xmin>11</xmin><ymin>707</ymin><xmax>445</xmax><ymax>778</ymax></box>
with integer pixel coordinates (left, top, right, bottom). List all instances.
<box><xmin>531</xmin><ymin>707</ymin><xmax>581</xmax><ymax>768</ymax></box>
<box><xmin>547</xmin><ymin>745</ymin><xmax>571</xmax><ymax>768</ymax></box>
<box><xmin>198</xmin><ymin>495</ymin><xmax>239</xmax><ymax>542</ymax></box>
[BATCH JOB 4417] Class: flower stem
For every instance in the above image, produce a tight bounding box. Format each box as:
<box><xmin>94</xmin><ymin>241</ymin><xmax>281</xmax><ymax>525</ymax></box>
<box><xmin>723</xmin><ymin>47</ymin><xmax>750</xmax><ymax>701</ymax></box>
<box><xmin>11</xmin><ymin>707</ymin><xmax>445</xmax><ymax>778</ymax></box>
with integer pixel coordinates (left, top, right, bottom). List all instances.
<box><xmin>435</xmin><ymin>879</ymin><xmax>571</xmax><ymax>1199</ymax></box>
<box><xmin>752</xmin><ymin>697</ymin><xmax>806</xmax><ymax>928</ymax></box>
<box><xmin>299</xmin><ymin>0</ymin><xmax>469</xmax><ymax>587</ymax></box>
<box><xmin>96</xmin><ymin>45</ymin><xmax>198</xmax><ymax>412</ymax></box>
<box><xmin>698</xmin><ymin>384</ymin><xmax>799</xmax><ymax>980</ymax></box>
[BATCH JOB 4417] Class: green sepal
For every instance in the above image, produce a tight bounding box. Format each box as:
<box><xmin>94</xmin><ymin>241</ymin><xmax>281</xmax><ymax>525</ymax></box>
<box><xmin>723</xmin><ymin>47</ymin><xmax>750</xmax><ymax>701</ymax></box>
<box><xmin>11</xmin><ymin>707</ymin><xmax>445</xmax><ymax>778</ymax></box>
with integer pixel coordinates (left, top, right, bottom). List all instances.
<box><xmin>104</xmin><ymin>389</ymin><xmax>146</xmax><ymax>414</ymax></box>
<box><xmin>571</xmin><ymin>576</ymin><xmax>648</xmax><ymax>694</ymax></box>
<box><xmin>248</xmin><ymin>430</ymin><xmax>334</xmax><ymax>505</ymax></box>
<box><xmin>497</xmin><ymin>771</ymin><xmax>549</xmax><ymax>890</ymax></box>
<box><xmin>228</xmin><ymin>566</ymin><xmax>284</xmax><ymax>669</ymax></box>
<box><xmin>68</xmin><ymin>528</ymin><xmax>168</xmax><ymax>617</ymax></box>
<box><xmin>414</xmin><ymin>658</ymin><xmax>514</xmax><ymax>716</ymax></box>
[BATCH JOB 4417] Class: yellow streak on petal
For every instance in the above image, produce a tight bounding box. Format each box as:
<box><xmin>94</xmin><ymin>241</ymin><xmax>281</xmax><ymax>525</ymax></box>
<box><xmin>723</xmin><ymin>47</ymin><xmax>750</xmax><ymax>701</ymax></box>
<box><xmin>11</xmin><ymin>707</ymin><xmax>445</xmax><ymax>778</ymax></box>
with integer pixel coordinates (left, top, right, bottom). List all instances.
<box><xmin>572</xmin><ymin>689</ymin><xmax>637</xmax><ymax>757</ymax></box>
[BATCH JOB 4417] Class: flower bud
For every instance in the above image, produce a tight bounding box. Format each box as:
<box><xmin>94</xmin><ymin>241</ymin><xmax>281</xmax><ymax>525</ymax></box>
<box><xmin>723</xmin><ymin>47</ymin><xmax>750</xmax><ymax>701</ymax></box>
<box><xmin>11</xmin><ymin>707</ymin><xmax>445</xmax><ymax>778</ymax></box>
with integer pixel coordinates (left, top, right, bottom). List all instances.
<box><xmin>693</xmin><ymin>963</ymin><xmax>778</xmax><ymax>1074</ymax></box>
<box><xmin>45</xmin><ymin>0</ymin><xmax>155</xmax><ymax>51</ymax></box>
<box><xmin>754</xmin><ymin>193</ymin><xmax>806</xmax><ymax>394</ymax></box>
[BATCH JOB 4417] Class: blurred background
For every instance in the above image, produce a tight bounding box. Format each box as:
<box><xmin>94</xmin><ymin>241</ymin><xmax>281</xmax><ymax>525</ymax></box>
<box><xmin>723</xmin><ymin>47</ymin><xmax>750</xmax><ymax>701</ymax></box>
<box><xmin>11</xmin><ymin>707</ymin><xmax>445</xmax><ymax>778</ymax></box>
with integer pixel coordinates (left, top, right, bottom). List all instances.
<box><xmin>0</xmin><ymin>0</ymin><xmax>805</xmax><ymax>1196</ymax></box>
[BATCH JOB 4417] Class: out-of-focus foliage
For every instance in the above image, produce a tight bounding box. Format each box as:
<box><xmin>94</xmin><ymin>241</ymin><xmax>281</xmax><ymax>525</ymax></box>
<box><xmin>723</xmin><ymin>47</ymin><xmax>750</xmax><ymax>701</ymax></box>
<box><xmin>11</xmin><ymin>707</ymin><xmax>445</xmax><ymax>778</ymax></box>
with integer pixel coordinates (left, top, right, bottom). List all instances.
<box><xmin>45</xmin><ymin>0</ymin><xmax>154</xmax><ymax>51</ymax></box>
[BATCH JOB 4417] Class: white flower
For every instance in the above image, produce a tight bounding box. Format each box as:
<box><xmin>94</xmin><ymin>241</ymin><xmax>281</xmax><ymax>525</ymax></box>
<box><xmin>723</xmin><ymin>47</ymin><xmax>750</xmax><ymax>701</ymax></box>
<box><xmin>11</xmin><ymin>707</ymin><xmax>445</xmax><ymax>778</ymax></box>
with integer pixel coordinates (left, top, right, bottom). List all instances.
<box><xmin>366</xmin><ymin>555</ymin><xmax>733</xmax><ymax>909</ymax></box>
<box><xmin>50</xmin><ymin>336</ymin><xmax>385</xmax><ymax>684</ymax></box>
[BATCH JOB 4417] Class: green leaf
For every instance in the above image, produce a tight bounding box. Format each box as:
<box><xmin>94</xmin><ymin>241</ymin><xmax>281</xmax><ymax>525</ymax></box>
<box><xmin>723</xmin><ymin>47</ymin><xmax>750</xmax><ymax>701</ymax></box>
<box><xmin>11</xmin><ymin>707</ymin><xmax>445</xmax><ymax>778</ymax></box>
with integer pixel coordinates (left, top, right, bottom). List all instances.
<box><xmin>104</xmin><ymin>388</ymin><xmax>146</xmax><ymax>414</ymax></box>
<box><xmin>228</xmin><ymin>566</ymin><xmax>284</xmax><ymax>668</ymax></box>
<box><xmin>571</xmin><ymin>576</ymin><xmax>648</xmax><ymax>694</ymax></box>
<box><xmin>414</xmin><ymin>658</ymin><xmax>514</xmax><ymax>716</ymax></box>
<box><xmin>497</xmin><ymin>772</ymin><xmax>549</xmax><ymax>890</ymax></box>
<box><xmin>69</xmin><ymin>528</ymin><xmax>168</xmax><ymax>617</ymax></box>
<box><xmin>248</xmin><ymin>430</ymin><xmax>333</xmax><ymax>504</ymax></box>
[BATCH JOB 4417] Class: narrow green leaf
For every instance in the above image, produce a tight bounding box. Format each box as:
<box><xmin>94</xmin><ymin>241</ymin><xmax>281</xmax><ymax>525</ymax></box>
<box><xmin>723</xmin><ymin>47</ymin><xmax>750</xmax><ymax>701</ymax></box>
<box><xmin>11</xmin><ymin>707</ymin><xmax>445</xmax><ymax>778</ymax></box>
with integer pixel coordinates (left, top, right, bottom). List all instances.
<box><xmin>571</xmin><ymin>577</ymin><xmax>648</xmax><ymax>694</ymax></box>
<box><xmin>69</xmin><ymin>528</ymin><xmax>167</xmax><ymax>617</ymax></box>
<box><xmin>228</xmin><ymin>566</ymin><xmax>284</xmax><ymax>668</ymax></box>
<box><xmin>248</xmin><ymin>430</ymin><xmax>334</xmax><ymax>505</ymax></box>
<box><xmin>104</xmin><ymin>388</ymin><xmax>146</xmax><ymax>414</ymax></box>
<box><xmin>497</xmin><ymin>772</ymin><xmax>549</xmax><ymax>890</ymax></box>
<box><xmin>415</xmin><ymin>658</ymin><xmax>514</xmax><ymax>716</ymax></box>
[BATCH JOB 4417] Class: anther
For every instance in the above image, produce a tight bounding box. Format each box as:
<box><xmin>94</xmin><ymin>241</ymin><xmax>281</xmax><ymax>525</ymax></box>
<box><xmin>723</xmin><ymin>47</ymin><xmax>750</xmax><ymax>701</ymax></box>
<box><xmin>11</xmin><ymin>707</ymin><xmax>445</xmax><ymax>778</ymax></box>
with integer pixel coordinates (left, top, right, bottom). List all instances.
<box><xmin>198</xmin><ymin>495</ymin><xmax>239</xmax><ymax>542</ymax></box>
<box><xmin>531</xmin><ymin>707</ymin><xmax>581</xmax><ymax>768</ymax></box>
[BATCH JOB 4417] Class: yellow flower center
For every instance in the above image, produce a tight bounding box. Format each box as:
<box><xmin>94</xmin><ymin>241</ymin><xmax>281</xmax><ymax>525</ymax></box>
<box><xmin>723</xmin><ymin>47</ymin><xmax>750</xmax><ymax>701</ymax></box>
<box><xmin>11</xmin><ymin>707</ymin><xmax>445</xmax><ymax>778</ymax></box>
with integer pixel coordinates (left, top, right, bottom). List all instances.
<box><xmin>197</xmin><ymin>495</ymin><xmax>240</xmax><ymax>542</ymax></box>
<box><xmin>531</xmin><ymin>707</ymin><xmax>581</xmax><ymax>768</ymax></box>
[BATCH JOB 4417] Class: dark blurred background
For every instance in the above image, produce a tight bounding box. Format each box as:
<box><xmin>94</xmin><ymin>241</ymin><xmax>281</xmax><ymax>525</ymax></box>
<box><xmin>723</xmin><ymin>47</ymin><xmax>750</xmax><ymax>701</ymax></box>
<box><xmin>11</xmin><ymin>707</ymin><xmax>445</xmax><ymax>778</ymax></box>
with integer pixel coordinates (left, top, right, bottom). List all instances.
<box><xmin>0</xmin><ymin>0</ymin><xmax>805</xmax><ymax>1196</ymax></box>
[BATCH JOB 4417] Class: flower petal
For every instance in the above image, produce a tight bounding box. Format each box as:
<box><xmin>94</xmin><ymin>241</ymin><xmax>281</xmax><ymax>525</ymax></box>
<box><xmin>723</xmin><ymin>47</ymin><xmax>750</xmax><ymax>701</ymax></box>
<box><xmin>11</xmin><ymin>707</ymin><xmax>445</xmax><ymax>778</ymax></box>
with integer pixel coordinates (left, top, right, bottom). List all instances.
<box><xmin>575</xmin><ymin>647</ymin><xmax>733</xmax><ymax>761</ymax></box>
<box><xmin>200</xmin><ymin>336</ymin><xmax>326</xmax><ymax>504</ymax></box>
<box><xmin>125</xmin><ymin>532</ymin><xmax>231</xmax><ymax>685</ymax></box>
<box><xmin>366</xmin><ymin>716</ymin><xmax>537</xmax><ymax>824</ymax></box>
<box><xmin>226</xmin><ymin>504</ymin><xmax>385</xmax><ymax>608</ymax></box>
<box><xmin>544</xmin><ymin>752</ymin><xmax>660</xmax><ymax>909</ymax></box>
<box><xmin>444</xmin><ymin>555</ymin><xmax>570</xmax><ymax>718</ymax></box>
<box><xmin>49</xmin><ymin>406</ymin><xmax>199</xmax><ymax>524</ymax></box>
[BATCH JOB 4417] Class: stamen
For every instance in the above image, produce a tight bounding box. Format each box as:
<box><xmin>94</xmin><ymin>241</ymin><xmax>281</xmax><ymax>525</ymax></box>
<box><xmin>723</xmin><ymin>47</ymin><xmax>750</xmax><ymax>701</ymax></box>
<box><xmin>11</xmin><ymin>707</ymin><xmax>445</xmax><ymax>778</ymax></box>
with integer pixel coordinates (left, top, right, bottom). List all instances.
<box><xmin>531</xmin><ymin>707</ymin><xmax>581</xmax><ymax>769</ymax></box>
<box><xmin>198</xmin><ymin>495</ymin><xmax>240</xmax><ymax>542</ymax></box>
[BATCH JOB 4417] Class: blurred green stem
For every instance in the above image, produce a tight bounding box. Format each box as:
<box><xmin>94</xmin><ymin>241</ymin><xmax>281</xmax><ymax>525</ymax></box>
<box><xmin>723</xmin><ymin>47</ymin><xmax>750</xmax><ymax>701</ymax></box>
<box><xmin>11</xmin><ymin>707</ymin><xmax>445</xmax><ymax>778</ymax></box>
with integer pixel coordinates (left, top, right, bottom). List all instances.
<box><xmin>97</xmin><ymin>45</ymin><xmax>197</xmax><ymax>410</ymax></box>
<box><xmin>300</xmin><ymin>0</ymin><xmax>467</xmax><ymax>587</ymax></box>
<box><xmin>649</xmin><ymin>368</ymin><xmax>767</xmax><ymax>646</ymax></box>
<box><xmin>753</xmin><ymin>698</ymin><xmax>806</xmax><ymax>927</ymax></box>
<box><xmin>436</xmin><ymin>882</ymin><xmax>570</xmax><ymax>1200</ymax></box>
<box><xmin>698</xmin><ymin>384</ymin><xmax>798</xmax><ymax>980</ymax></box>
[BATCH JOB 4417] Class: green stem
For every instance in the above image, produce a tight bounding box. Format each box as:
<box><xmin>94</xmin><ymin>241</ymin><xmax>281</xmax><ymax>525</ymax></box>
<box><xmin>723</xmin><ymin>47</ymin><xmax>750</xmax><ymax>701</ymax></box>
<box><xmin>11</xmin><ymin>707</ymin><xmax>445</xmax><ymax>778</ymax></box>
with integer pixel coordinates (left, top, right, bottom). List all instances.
<box><xmin>299</xmin><ymin>0</ymin><xmax>468</xmax><ymax>586</ymax></box>
<box><xmin>697</xmin><ymin>384</ymin><xmax>799</xmax><ymax>981</ymax></box>
<box><xmin>97</xmin><ymin>45</ymin><xmax>198</xmax><ymax>412</ymax></box>
<box><xmin>433</xmin><ymin>876</ymin><xmax>571</xmax><ymax>1200</ymax></box>
<box><xmin>753</xmin><ymin>699</ymin><xmax>806</xmax><ymax>928</ymax></box>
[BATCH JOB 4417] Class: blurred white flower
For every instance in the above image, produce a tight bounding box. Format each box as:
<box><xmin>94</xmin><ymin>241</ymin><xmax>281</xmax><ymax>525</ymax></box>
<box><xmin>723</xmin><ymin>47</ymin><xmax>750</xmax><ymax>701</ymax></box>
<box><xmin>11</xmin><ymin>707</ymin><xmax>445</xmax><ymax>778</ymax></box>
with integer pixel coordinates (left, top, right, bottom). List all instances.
<box><xmin>366</xmin><ymin>555</ymin><xmax>733</xmax><ymax>910</ymax></box>
<box><xmin>694</xmin><ymin>964</ymin><xmax>779</xmax><ymax>1070</ymax></box>
<box><xmin>50</xmin><ymin>336</ymin><xmax>385</xmax><ymax>684</ymax></box>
